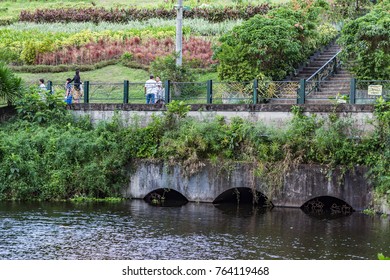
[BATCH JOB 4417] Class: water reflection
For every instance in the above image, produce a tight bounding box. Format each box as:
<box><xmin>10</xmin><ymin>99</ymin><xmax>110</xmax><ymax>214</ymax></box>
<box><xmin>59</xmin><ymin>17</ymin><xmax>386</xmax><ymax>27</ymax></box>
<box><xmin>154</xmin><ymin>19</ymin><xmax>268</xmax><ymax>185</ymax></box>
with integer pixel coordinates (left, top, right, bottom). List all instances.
<box><xmin>214</xmin><ymin>203</ymin><xmax>270</xmax><ymax>218</ymax></box>
<box><xmin>0</xmin><ymin>200</ymin><xmax>389</xmax><ymax>260</ymax></box>
<box><xmin>301</xmin><ymin>196</ymin><xmax>354</xmax><ymax>220</ymax></box>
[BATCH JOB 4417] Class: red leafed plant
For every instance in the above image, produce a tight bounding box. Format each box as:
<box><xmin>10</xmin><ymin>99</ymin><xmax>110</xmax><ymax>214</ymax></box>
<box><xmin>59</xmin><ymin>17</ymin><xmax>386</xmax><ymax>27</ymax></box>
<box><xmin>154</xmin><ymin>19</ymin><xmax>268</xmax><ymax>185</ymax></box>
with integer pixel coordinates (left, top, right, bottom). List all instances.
<box><xmin>35</xmin><ymin>37</ymin><xmax>217</xmax><ymax>68</ymax></box>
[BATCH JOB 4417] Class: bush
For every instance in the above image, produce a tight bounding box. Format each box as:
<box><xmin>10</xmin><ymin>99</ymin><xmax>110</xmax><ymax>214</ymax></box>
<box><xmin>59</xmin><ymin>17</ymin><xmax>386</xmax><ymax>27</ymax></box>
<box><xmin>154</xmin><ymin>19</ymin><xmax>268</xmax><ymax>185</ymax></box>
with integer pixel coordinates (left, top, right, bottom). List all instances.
<box><xmin>214</xmin><ymin>0</ymin><xmax>331</xmax><ymax>81</ymax></box>
<box><xmin>338</xmin><ymin>2</ymin><xmax>390</xmax><ymax>80</ymax></box>
<box><xmin>0</xmin><ymin>62</ymin><xmax>23</xmax><ymax>105</ymax></box>
<box><xmin>150</xmin><ymin>53</ymin><xmax>196</xmax><ymax>82</ymax></box>
<box><xmin>317</xmin><ymin>23</ymin><xmax>339</xmax><ymax>47</ymax></box>
<box><xmin>14</xmin><ymin>88</ymin><xmax>68</xmax><ymax>124</ymax></box>
<box><xmin>215</xmin><ymin>15</ymin><xmax>305</xmax><ymax>81</ymax></box>
<box><xmin>0</xmin><ymin>91</ymin><xmax>129</xmax><ymax>201</ymax></box>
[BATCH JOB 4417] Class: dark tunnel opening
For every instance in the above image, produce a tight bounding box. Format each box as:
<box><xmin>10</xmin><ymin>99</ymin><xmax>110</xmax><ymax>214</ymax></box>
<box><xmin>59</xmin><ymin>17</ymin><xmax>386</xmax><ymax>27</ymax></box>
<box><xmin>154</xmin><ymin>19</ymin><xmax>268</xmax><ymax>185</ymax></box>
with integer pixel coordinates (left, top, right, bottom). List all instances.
<box><xmin>301</xmin><ymin>196</ymin><xmax>354</xmax><ymax>219</ymax></box>
<box><xmin>212</xmin><ymin>187</ymin><xmax>274</xmax><ymax>208</ymax></box>
<box><xmin>144</xmin><ymin>188</ymin><xmax>188</xmax><ymax>207</ymax></box>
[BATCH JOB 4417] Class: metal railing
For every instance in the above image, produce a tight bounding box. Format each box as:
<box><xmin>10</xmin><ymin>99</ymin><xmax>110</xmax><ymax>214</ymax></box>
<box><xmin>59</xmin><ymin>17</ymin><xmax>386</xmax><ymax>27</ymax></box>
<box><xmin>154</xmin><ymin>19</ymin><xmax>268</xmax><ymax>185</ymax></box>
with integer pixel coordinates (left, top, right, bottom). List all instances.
<box><xmin>18</xmin><ymin>78</ymin><xmax>388</xmax><ymax>106</ymax></box>
<box><xmin>170</xmin><ymin>82</ymin><xmax>208</xmax><ymax>104</ymax></box>
<box><xmin>212</xmin><ymin>81</ymin><xmax>253</xmax><ymax>104</ymax></box>
<box><xmin>353</xmin><ymin>79</ymin><xmax>390</xmax><ymax>104</ymax></box>
<box><xmin>305</xmin><ymin>50</ymin><xmax>342</xmax><ymax>97</ymax></box>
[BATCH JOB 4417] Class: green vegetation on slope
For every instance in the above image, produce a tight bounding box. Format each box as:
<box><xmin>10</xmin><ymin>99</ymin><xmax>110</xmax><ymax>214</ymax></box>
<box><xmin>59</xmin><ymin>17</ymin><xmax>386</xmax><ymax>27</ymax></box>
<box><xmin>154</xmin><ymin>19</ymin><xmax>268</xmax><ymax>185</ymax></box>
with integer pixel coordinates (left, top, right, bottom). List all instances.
<box><xmin>0</xmin><ymin>87</ymin><xmax>388</xmax><ymax>201</ymax></box>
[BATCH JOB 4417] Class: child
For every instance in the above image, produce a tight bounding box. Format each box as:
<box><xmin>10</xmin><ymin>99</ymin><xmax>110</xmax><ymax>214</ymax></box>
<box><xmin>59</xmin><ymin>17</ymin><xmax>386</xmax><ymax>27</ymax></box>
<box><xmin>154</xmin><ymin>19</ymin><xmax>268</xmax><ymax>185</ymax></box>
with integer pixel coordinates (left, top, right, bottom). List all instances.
<box><xmin>65</xmin><ymin>78</ymin><xmax>73</xmax><ymax>105</ymax></box>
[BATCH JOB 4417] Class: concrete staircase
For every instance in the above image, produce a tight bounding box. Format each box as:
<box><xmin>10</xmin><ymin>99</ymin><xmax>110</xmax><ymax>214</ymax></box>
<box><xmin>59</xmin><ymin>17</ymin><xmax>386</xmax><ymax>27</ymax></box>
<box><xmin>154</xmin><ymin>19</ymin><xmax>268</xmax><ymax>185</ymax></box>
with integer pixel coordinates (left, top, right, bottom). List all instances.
<box><xmin>292</xmin><ymin>43</ymin><xmax>341</xmax><ymax>81</ymax></box>
<box><xmin>305</xmin><ymin>68</ymin><xmax>352</xmax><ymax>104</ymax></box>
<box><xmin>269</xmin><ymin>41</ymin><xmax>353</xmax><ymax>104</ymax></box>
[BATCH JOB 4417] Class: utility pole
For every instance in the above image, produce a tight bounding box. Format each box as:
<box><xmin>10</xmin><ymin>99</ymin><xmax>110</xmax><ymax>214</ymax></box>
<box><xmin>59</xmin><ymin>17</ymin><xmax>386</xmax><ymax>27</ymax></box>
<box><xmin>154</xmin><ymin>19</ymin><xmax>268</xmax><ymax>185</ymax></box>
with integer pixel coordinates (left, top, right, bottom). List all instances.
<box><xmin>175</xmin><ymin>0</ymin><xmax>183</xmax><ymax>66</ymax></box>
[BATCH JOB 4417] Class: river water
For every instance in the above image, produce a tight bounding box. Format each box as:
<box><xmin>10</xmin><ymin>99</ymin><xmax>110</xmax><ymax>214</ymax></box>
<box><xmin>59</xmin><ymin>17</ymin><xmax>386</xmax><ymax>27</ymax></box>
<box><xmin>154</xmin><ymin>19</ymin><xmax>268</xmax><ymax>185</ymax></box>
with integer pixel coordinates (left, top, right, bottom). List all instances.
<box><xmin>0</xmin><ymin>200</ymin><xmax>389</xmax><ymax>260</ymax></box>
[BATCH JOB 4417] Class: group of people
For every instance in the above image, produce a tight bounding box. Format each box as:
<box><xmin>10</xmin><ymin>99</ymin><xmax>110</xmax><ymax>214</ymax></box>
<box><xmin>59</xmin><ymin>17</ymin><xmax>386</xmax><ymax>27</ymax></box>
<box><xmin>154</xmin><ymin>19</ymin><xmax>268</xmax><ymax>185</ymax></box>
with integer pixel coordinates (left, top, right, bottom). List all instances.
<box><xmin>144</xmin><ymin>75</ymin><xmax>164</xmax><ymax>104</ymax></box>
<box><xmin>38</xmin><ymin>70</ymin><xmax>83</xmax><ymax>105</ymax></box>
<box><xmin>64</xmin><ymin>70</ymin><xmax>83</xmax><ymax>104</ymax></box>
<box><xmin>40</xmin><ymin>72</ymin><xmax>164</xmax><ymax>105</ymax></box>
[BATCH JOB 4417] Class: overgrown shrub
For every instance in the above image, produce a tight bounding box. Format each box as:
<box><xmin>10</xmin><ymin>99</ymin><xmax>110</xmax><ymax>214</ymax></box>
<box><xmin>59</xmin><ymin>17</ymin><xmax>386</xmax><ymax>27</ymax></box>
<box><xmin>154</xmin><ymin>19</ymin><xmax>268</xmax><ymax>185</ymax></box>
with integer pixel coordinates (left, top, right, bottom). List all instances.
<box><xmin>150</xmin><ymin>53</ymin><xmax>196</xmax><ymax>82</ymax></box>
<box><xmin>0</xmin><ymin>62</ymin><xmax>23</xmax><ymax>105</ymax></box>
<box><xmin>330</xmin><ymin>0</ymin><xmax>373</xmax><ymax>20</ymax></box>
<box><xmin>0</xmin><ymin>78</ymin><xmax>388</xmax><ymax>201</ymax></box>
<box><xmin>0</xmin><ymin>90</ymin><xmax>129</xmax><ymax>201</ymax></box>
<box><xmin>338</xmin><ymin>2</ymin><xmax>390</xmax><ymax>80</ymax></box>
<box><xmin>214</xmin><ymin>0</ymin><xmax>333</xmax><ymax>81</ymax></box>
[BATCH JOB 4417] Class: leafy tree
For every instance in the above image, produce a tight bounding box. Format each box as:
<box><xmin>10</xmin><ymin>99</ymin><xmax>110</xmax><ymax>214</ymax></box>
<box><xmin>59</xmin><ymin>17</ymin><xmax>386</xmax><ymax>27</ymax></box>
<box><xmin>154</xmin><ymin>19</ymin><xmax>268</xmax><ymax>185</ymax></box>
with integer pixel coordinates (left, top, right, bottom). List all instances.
<box><xmin>214</xmin><ymin>0</ymin><xmax>331</xmax><ymax>81</ymax></box>
<box><xmin>331</xmin><ymin>0</ymin><xmax>373</xmax><ymax>20</ymax></box>
<box><xmin>338</xmin><ymin>2</ymin><xmax>390</xmax><ymax>80</ymax></box>
<box><xmin>15</xmin><ymin>88</ymin><xmax>68</xmax><ymax>124</ymax></box>
<box><xmin>0</xmin><ymin>62</ymin><xmax>23</xmax><ymax>105</ymax></box>
<box><xmin>150</xmin><ymin>53</ymin><xmax>195</xmax><ymax>82</ymax></box>
<box><xmin>150</xmin><ymin>53</ymin><xmax>198</xmax><ymax>97</ymax></box>
<box><xmin>214</xmin><ymin>15</ymin><xmax>304</xmax><ymax>81</ymax></box>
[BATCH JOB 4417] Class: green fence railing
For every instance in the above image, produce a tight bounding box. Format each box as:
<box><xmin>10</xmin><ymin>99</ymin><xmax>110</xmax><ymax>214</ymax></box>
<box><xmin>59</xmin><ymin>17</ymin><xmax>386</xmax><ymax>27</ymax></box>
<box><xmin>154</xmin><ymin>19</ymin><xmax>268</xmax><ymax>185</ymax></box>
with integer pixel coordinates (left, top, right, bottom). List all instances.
<box><xmin>21</xmin><ymin>79</ymin><xmax>388</xmax><ymax>105</ymax></box>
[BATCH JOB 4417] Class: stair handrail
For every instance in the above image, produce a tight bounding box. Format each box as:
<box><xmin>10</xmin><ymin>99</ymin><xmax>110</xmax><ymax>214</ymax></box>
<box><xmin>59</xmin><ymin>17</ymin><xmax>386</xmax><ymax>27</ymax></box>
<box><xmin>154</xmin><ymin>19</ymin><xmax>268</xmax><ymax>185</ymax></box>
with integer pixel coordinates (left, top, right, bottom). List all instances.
<box><xmin>305</xmin><ymin>50</ymin><xmax>342</xmax><ymax>96</ymax></box>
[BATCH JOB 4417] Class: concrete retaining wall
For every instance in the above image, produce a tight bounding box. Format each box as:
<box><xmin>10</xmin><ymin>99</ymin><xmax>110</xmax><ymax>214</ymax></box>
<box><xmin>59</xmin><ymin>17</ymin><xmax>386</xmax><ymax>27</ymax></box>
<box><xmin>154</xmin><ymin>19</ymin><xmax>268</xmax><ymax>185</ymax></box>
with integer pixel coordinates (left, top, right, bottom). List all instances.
<box><xmin>70</xmin><ymin>103</ymin><xmax>375</xmax><ymax>132</ymax></box>
<box><xmin>123</xmin><ymin>161</ymin><xmax>374</xmax><ymax>211</ymax></box>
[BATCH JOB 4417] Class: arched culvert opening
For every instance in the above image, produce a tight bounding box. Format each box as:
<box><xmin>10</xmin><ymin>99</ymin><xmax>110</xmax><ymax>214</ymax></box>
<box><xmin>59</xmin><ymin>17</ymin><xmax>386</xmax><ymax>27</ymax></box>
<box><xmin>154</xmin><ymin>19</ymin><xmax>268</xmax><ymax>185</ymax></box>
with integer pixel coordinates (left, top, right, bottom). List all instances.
<box><xmin>212</xmin><ymin>187</ymin><xmax>273</xmax><ymax>208</ymax></box>
<box><xmin>144</xmin><ymin>188</ymin><xmax>188</xmax><ymax>207</ymax></box>
<box><xmin>301</xmin><ymin>196</ymin><xmax>354</xmax><ymax>219</ymax></box>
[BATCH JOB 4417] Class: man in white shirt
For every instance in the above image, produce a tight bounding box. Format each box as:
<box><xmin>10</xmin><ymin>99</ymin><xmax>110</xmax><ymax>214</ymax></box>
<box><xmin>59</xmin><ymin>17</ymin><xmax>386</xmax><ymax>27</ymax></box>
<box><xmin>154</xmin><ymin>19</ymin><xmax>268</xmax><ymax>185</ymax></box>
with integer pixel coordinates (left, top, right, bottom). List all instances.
<box><xmin>144</xmin><ymin>75</ymin><xmax>157</xmax><ymax>104</ymax></box>
<box><xmin>38</xmin><ymin>78</ymin><xmax>47</xmax><ymax>101</ymax></box>
<box><xmin>39</xmin><ymin>79</ymin><xmax>47</xmax><ymax>91</ymax></box>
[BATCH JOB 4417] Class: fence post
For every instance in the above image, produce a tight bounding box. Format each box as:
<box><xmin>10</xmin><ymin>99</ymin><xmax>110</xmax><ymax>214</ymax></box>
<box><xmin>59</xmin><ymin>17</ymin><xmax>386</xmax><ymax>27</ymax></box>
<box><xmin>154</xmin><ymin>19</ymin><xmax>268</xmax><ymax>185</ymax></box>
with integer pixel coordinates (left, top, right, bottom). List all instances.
<box><xmin>349</xmin><ymin>78</ymin><xmax>356</xmax><ymax>104</ymax></box>
<box><xmin>123</xmin><ymin>80</ymin><xmax>129</xmax><ymax>104</ymax></box>
<box><xmin>253</xmin><ymin>79</ymin><xmax>258</xmax><ymax>104</ymax></box>
<box><xmin>47</xmin><ymin>80</ymin><xmax>53</xmax><ymax>94</ymax></box>
<box><xmin>164</xmin><ymin>80</ymin><xmax>170</xmax><ymax>104</ymax></box>
<box><xmin>207</xmin><ymin>80</ymin><xmax>213</xmax><ymax>104</ymax></box>
<box><xmin>333</xmin><ymin>57</ymin><xmax>338</xmax><ymax>75</ymax></box>
<box><xmin>83</xmin><ymin>81</ymin><xmax>89</xmax><ymax>104</ymax></box>
<box><xmin>297</xmin><ymin>79</ymin><xmax>306</xmax><ymax>104</ymax></box>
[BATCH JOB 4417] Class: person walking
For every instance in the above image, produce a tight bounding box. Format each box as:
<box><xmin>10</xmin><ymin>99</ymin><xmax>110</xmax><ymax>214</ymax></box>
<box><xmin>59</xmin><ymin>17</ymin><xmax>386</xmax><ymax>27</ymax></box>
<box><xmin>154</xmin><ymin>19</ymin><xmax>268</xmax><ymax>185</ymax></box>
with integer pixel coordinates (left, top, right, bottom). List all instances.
<box><xmin>65</xmin><ymin>78</ymin><xmax>73</xmax><ymax>105</ymax></box>
<box><xmin>155</xmin><ymin>76</ymin><xmax>164</xmax><ymax>104</ymax></box>
<box><xmin>70</xmin><ymin>69</ymin><xmax>82</xmax><ymax>103</ymax></box>
<box><xmin>144</xmin><ymin>75</ymin><xmax>157</xmax><ymax>104</ymax></box>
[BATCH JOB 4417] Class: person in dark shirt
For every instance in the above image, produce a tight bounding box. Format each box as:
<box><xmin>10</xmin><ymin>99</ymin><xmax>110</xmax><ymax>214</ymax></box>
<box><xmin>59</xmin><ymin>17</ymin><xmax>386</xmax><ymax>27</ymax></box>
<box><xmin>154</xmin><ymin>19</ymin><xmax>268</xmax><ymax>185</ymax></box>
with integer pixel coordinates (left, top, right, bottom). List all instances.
<box><xmin>70</xmin><ymin>69</ymin><xmax>81</xmax><ymax>90</ymax></box>
<box><xmin>70</xmin><ymin>69</ymin><xmax>82</xmax><ymax>103</ymax></box>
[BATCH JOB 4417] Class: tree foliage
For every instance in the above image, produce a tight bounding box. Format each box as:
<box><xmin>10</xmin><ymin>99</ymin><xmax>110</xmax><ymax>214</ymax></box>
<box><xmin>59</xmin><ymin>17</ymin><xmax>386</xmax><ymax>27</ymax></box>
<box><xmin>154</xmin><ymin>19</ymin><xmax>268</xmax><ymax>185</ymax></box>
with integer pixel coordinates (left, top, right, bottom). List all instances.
<box><xmin>338</xmin><ymin>1</ymin><xmax>390</xmax><ymax>80</ymax></box>
<box><xmin>0</xmin><ymin>62</ymin><xmax>23</xmax><ymax>105</ymax></box>
<box><xmin>150</xmin><ymin>53</ymin><xmax>195</xmax><ymax>82</ymax></box>
<box><xmin>330</xmin><ymin>0</ymin><xmax>373</xmax><ymax>20</ymax></box>
<box><xmin>214</xmin><ymin>0</ymin><xmax>332</xmax><ymax>81</ymax></box>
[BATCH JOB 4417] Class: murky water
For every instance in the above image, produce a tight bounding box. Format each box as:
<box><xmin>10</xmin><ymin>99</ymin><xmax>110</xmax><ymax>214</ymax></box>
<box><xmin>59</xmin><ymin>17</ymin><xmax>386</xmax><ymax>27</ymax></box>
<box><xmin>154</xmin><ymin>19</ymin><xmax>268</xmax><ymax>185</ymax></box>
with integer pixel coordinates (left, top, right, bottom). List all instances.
<box><xmin>0</xmin><ymin>200</ymin><xmax>389</xmax><ymax>260</ymax></box>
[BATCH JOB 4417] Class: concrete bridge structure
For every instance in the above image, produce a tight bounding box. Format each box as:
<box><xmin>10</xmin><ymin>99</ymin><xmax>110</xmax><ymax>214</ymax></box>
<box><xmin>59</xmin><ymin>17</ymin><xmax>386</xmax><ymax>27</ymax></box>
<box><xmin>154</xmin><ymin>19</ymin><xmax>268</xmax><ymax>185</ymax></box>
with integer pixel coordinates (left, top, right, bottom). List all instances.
<box><xmin>1</xmin><ymin>104</ymin><xmax>381</xmax><ymax>212</ymax></box>
<box><xmin>123</xmin><ymin>161</ymin><xmax>373</xmax><ymax>211</ymax></box>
